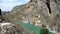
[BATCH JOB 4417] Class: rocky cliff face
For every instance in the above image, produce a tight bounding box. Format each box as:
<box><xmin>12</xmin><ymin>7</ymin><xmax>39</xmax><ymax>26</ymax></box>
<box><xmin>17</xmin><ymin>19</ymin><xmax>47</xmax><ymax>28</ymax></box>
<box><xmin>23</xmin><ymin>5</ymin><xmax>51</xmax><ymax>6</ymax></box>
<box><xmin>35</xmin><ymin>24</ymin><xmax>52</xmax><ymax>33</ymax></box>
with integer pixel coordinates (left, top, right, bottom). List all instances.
<box><xmin>2</xmin><ymin>0</ymin><xmax>60</xmax><ymax>34</ymax></box>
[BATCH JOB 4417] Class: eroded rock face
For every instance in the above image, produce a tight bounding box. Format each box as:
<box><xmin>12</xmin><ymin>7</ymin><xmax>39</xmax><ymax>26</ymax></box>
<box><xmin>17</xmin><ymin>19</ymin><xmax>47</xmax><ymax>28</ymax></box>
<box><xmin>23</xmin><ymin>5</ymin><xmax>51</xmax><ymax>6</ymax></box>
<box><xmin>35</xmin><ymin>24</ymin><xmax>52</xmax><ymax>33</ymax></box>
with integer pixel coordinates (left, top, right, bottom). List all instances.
<box><xmin>2</xmin><ymin>0</ymin><xmax>60</xmax><ymax>34</ymax></box>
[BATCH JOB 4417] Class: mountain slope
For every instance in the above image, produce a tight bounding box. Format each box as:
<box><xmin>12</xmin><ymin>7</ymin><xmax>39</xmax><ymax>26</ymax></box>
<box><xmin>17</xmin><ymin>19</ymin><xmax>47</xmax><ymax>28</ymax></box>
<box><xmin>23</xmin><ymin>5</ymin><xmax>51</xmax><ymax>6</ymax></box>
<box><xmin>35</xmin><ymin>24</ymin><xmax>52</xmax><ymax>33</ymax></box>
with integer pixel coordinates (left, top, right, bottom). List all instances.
<box><xmin>2</xmin><ymin>0</ymin><xmax>60</xmax><ymax>34</ymax></box>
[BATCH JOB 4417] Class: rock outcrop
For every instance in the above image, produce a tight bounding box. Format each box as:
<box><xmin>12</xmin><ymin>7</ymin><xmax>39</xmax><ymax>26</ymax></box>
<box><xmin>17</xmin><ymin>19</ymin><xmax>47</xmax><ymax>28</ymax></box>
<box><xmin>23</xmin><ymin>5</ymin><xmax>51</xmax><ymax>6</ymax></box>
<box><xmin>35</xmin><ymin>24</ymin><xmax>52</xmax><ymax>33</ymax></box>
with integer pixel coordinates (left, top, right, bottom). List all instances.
<box><xmin>2</xmin><ymin>0</ymin><xmax>60</xmax><ymax>34</ymax></box>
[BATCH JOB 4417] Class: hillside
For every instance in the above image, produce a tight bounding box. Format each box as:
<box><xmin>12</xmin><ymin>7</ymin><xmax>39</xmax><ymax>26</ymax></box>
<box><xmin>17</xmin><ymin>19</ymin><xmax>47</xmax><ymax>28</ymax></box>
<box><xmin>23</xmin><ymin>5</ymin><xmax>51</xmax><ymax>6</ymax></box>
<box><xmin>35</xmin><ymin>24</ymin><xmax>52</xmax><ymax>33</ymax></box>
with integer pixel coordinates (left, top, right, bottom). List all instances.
<box><xmin>2</xmin><ymin>0</ymin><xmax>60</xmax><ymax>34</ymax></box>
